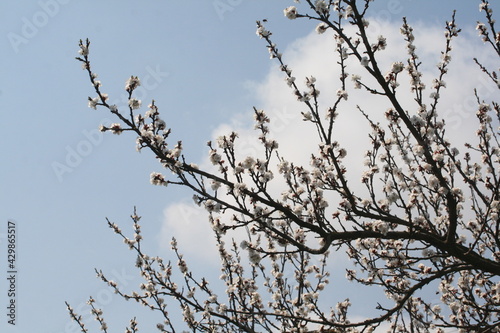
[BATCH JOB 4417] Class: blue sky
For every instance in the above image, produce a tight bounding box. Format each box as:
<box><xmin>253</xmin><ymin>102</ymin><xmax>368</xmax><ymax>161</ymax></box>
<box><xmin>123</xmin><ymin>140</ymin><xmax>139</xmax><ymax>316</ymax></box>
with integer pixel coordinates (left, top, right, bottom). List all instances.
<box><xmin>0</xmin><ymin>1</ymin><xmax>498</xmax><ymax>332</ymax></box>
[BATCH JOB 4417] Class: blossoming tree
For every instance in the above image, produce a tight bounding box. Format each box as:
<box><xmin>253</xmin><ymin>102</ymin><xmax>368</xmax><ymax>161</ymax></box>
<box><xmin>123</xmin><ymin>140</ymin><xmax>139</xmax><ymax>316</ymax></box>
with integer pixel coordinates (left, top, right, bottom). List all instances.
<box><xmin>67</xmin><ymin>0</ymin><xmax>499</xmax><ymax>332</ymax></box>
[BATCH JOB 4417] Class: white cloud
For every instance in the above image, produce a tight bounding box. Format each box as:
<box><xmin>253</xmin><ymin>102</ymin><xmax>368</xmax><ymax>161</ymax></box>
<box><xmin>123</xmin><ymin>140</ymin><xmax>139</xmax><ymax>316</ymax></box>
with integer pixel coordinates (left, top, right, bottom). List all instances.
<box><xmin>159</xmin><ymin>17</ymin><xmax>497</xmax><ymax>263</ymax></box>
<box><xmin>159</xmin><ymin>201</ymin><xmax>217</xmax><ymax>262</ymax></box>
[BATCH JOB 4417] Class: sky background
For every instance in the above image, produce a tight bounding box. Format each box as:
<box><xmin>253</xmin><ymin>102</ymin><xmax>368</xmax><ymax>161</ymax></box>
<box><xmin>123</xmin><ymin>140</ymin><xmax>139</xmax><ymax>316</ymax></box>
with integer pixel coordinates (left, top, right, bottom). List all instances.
<box><xmin>0</xmin><ymin>1</ymin><xmax>498</xmax><ymax>332</ymax></box>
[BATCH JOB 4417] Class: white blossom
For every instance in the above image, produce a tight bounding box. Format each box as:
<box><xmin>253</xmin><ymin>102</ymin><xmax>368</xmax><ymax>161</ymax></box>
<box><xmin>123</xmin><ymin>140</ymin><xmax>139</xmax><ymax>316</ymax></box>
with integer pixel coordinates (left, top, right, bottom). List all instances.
<box><xmin>125</xmin><ymin>76</ymin><xmax>141</xmax><ymax>91</ymax></box>
<box><xmin>150</xmin><ymin>172</ymin><xmax>167</xmax><ymax>186</ymax></box>
<box><xmin>128</xmin><ymin>98</ymin><xmax>141</xmax><ymax>110</ymax></box>
<box><xmin>336</xmin><ymin>89</ymin><xmax>348</xmax><ymax>100</ymax></box>
<box><xmin>284</xmin><ymin>6</ymin><xmax>298</xmax><ymax>19</ymax></box>
<box><xmin>109</xmin><ymin>123</ymin><xmax>122</xmax><ymax>135</ymax></box>
<box><xmin>233</xmin><ymin>182</ymin><xmax>247</xmax><ymax>197</ymax></box>
<box><xmin>88</xmin><ymin>97</ymin><xmax>99</xmax><ymax>109</ymax></box>
<box><xmin>391</xmin><ymin>61</ymin><xmax>405</xmax><ymax>73</ymax></box>
<box><xmin>316</xmin><ymin>23</ymin><xmax>328</xmax><ymax>34</ymax></box>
